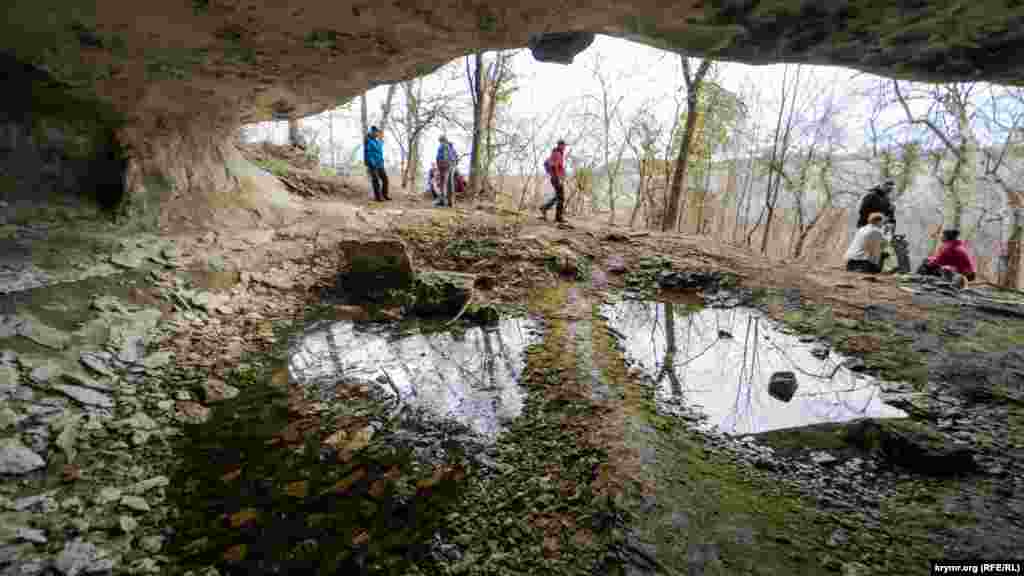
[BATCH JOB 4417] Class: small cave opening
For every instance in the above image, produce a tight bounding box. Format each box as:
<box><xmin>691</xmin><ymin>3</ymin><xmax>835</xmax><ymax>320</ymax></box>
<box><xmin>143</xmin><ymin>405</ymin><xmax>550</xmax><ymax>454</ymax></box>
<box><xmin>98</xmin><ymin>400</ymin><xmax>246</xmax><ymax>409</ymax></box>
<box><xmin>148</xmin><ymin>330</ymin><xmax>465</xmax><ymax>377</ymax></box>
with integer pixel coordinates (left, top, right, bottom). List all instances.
<box><xmin>0</xmin><ymin>51</ymin><xmax>128</xmax><ymax>220</ymax></box>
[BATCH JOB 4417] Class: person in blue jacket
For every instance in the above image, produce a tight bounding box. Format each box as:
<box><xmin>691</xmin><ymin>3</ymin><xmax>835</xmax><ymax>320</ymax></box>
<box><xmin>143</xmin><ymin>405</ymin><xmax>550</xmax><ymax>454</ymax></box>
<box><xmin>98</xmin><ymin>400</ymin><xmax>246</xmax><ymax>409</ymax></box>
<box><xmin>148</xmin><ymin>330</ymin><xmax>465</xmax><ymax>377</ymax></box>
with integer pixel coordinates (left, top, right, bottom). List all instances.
<box><xmin>363</xmin><ymin>126</ymin><xmax>390</xmax><ymax>201</ymax></box>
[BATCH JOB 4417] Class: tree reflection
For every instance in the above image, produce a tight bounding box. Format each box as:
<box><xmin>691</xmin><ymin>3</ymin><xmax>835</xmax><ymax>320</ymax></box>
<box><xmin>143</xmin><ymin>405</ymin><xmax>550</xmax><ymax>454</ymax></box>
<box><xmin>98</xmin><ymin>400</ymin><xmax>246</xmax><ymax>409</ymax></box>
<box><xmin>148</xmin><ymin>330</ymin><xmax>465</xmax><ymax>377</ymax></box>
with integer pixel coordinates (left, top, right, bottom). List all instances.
<box><xmin>605</xmin><ymin>300</ymin><xmax>904</xmax><ymax>435</ymax></box>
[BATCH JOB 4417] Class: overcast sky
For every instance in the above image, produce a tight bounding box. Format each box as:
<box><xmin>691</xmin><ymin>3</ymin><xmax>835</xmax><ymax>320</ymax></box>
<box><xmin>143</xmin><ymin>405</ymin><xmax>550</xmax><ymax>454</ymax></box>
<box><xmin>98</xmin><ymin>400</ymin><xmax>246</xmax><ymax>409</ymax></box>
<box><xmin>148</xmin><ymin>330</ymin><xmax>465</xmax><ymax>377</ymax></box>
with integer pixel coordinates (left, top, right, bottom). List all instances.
<box><xmin>244</xmin><ymin>35</ymin><xmax>938</xmax><ymax>175</ymax></box>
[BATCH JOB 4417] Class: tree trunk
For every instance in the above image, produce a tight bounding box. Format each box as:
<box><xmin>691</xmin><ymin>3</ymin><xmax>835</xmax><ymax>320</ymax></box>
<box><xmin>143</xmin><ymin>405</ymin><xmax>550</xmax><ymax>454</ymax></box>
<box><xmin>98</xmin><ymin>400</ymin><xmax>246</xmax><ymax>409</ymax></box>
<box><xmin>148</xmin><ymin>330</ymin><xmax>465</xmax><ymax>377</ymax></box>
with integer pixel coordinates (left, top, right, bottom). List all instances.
<box><xmin>287</xmin><ymin>118</ymin><xmax>302</xmax><ymax>147</ymax></box>
<box><xmin>360</xmin><ymin>94</ymin><xmax>368</xmax><ymax>136</ymax></box>
<box><xmin>663</xmin><ymin>96</ymin><xmax>700</xmax><ymax>232</ymax></box>
<box><xmin>468</xmin><ymin>52</ymin><xmax>485</xmax><ymax>198</ymax></box>
<box><xmin>1004</xmin><ymin>199</ymin><xmax>1023</xmax><ymax>290</ymax></box>
<box><xmin>378</xmin><ymin>84</ymin><xmax>397</xmax><ymax>133</ymax></box>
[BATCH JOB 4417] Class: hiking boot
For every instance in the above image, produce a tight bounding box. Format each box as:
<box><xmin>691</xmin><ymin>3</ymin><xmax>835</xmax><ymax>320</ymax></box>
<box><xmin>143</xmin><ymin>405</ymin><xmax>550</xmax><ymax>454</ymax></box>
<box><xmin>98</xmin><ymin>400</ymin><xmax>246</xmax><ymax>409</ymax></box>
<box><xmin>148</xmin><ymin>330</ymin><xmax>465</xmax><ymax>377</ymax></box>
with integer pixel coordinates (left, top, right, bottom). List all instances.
<box><xmin>539</xmin><ymin>208</ymin><xmax>548</xmax><ymax>221</ymax></box>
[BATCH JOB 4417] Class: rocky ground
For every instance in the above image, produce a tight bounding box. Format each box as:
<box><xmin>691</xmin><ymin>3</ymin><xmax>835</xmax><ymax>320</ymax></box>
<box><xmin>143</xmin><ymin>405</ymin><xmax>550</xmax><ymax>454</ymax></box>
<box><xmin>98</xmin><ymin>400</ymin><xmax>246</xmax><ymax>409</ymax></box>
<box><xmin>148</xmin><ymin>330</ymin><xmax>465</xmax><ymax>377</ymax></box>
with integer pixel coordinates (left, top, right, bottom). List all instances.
<box><xmin>3</xmin><ymin>154</ymin><xmax>1024</xmax><ymax>575</ymax></box>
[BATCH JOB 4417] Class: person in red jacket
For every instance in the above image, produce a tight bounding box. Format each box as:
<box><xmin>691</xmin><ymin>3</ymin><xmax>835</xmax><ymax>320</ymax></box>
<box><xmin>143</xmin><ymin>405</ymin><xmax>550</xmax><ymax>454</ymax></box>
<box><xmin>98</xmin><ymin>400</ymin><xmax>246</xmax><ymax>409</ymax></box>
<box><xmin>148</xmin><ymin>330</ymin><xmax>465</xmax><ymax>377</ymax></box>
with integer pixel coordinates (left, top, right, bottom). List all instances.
<box><xmin>917</xmin><ymin>229</ymin><xmax>977</xmax><ymax>283</ymax></box>
<box><xmin>540</xmin><ymin>140</ymin><xmax>568</xmax><ymax>223</ymax></box>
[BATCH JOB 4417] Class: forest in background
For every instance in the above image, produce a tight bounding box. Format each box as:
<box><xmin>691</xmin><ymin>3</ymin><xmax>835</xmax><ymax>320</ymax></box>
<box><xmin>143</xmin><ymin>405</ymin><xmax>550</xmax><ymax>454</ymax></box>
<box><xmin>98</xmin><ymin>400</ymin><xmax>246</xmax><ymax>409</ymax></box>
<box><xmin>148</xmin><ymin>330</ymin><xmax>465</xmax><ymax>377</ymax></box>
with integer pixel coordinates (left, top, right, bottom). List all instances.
<box><xmin>239</xmin><ymin>37</ymin><xmax>1024</xmax><ymax>289</ymax></box>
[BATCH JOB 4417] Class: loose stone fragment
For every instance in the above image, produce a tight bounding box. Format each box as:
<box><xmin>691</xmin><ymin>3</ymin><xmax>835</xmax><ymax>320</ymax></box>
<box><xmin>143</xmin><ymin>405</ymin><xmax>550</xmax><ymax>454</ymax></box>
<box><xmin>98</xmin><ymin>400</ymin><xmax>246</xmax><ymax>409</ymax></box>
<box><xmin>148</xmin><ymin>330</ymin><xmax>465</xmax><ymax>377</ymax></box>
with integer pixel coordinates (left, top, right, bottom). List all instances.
<box><xmin>0</xmin><ymin>438</ymin><xmax>45</xmax><ymax>475</ymax></box>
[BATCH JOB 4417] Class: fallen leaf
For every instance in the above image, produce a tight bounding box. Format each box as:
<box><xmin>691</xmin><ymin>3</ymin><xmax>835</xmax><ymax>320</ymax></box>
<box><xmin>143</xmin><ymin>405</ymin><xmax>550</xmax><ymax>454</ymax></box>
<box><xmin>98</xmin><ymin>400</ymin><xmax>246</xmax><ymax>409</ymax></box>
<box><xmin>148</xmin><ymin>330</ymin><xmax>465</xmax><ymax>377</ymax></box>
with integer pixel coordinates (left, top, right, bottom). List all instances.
<box><xmin>223</xmin><ymin>544</ymin><xmax>248</xmax><ymax>563</ymax></box>
<box><xmin>352</xmin><ymin>530</ymin><xmax>370</xmax><ymax>546</ymax></box>
<box><xmin>322</xmin><ymin>467</ymin><xmax>366</xmax><ymax>496</ymax></box>
<box><xmin>61</xmin><ymin>464</ymin><xmax>82</xmax><ymax>483</ymax></box>
<box><xmin>285</xmin><ymin>481</ymin><xmax>308</xmax><ymax>498</ymax></box>
<box><xmin>228</xmin><ymin>508</ymin><xmax>260</xmax><ymax>528</ymax></box>
<box><xmin>221</xmin><ymin>468</ymin><xmax>243</xmax><ymax>483</ymax></box>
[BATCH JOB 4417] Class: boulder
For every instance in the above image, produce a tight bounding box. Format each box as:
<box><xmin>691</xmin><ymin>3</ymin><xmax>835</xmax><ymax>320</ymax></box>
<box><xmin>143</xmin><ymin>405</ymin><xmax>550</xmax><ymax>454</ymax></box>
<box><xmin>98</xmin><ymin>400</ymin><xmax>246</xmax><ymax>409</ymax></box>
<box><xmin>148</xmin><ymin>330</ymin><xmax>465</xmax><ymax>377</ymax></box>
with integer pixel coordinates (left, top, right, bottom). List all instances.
<box><xmin>842</xmin><ymin>418</ymin><xmax>976</xmax><ymax>475</ymax></box>
<box><xmin>768</xmin><ymin>371</ymin><xmax>798</xmax><ymax>402</ymax></box>
<box><xmin>410</xmin><ymin>271</ymin><xmax>475</xmax><ymax>316</ymax></box>
<box><xmin>337</xmin><ymin>238</ymin><xmax>415</xmax><ymax>300</ymax></box>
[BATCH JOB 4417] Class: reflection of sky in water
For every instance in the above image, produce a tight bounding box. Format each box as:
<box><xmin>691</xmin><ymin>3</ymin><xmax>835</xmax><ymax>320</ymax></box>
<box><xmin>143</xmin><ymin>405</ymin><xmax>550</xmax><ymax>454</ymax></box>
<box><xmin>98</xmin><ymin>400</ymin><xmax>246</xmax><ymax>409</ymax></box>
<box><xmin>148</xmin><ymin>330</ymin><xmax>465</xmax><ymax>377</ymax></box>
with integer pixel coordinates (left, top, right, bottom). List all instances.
<box><xmin>602</xmin><ymin>302</ymin><xmax>906</xmax><ymax>435</ymax></box>
<box><xmin>288</xmin><ymin>318</ymin><xmax>542</xmax><ymax>438</ymax></box>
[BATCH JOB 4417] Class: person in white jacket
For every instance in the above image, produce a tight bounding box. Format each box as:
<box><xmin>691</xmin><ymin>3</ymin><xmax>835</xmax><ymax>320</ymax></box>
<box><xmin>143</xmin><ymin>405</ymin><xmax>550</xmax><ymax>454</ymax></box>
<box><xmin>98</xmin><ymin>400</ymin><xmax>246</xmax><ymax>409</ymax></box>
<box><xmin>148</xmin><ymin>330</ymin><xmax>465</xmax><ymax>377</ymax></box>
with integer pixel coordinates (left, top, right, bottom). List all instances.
<box><xmin>844</xmin><ymin>212</ymin><xmax>887</xmax><ymax>273</ymax></box>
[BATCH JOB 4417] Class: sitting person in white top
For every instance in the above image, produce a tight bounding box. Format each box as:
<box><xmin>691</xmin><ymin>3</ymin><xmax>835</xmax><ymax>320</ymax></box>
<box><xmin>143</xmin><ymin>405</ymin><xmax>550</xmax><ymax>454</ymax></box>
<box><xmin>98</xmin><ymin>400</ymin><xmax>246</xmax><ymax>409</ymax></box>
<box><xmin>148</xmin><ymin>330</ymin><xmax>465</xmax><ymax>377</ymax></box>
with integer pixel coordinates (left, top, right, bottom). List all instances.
<box><xmin>844</xmin><ymin>212</ymin><xmax>888</xmax><ymax>273</ymax></box>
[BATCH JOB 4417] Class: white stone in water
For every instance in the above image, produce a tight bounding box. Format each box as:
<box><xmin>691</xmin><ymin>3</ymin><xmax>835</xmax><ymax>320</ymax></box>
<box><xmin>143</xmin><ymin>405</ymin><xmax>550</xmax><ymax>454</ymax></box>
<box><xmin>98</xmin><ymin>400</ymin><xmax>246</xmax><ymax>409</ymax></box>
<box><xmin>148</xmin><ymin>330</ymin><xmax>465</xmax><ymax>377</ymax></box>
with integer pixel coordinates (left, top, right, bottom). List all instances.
<box><xmin>0</xmin><ymin>438</ymin><xmax>45</xmax><ymax>475</ymax></box>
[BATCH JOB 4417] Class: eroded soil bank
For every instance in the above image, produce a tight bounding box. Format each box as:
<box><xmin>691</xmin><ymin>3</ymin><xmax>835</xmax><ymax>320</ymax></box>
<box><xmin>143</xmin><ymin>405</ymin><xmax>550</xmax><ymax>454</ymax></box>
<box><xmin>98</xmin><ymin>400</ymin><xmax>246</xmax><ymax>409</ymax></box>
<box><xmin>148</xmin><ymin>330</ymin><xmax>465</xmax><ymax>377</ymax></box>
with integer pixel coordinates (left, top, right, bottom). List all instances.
<box><xmin>2</xmin><ymin>181</ymin><xmax>1023</xmax><ymax>575</ymax></box>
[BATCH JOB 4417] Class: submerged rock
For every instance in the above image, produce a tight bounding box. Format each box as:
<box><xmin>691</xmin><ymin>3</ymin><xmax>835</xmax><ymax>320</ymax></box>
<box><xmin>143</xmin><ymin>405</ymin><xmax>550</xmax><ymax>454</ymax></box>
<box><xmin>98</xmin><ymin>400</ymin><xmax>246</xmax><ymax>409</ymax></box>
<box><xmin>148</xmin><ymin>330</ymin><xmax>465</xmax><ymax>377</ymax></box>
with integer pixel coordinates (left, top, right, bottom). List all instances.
<box><xmin>768</xmin><ymin>372</ymin><xmax>798</xmax><ymax>402</ymax></box>
<box><xmin>0</xmin><ymin>437</ymin><xmax>45</xmax><ymax>475</ymax></box>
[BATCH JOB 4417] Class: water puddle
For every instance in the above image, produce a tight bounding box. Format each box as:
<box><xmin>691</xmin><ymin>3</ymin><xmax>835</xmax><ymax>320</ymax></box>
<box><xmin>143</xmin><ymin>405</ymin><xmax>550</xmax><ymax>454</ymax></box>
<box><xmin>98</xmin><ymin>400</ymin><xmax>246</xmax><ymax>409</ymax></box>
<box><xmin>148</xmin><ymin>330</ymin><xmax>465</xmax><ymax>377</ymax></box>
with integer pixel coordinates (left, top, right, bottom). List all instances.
<box><xmin>601</xmin><ymin>301</ymin><xmax>906</xmax><ymax>435</ymax></box>
<box><xmin>288</xmin><ymin>317</ymin><xmax>542</xmax><ymax>439</ymax></box>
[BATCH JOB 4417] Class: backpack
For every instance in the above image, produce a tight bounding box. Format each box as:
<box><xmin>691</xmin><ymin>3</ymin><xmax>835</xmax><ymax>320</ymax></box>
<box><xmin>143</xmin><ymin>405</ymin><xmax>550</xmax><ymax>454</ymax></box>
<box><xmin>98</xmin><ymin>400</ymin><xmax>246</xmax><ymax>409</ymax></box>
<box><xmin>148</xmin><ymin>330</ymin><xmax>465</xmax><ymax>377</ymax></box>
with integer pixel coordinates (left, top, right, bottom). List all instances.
<box><xmin>543</xmin><ymin>158</ymin><xmax>553</xmax><ymax>175</ymax></box>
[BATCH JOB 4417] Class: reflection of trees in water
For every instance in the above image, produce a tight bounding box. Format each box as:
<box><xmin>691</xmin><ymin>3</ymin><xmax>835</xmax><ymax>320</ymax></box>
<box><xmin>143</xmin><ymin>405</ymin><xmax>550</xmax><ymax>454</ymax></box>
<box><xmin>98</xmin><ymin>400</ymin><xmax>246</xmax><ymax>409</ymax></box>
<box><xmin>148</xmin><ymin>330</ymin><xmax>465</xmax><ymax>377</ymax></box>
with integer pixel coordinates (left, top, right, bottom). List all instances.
<box><xmin>610</xmin><ymin>301</ymin><xmax>887</xmax><ymax>433</ymax></box>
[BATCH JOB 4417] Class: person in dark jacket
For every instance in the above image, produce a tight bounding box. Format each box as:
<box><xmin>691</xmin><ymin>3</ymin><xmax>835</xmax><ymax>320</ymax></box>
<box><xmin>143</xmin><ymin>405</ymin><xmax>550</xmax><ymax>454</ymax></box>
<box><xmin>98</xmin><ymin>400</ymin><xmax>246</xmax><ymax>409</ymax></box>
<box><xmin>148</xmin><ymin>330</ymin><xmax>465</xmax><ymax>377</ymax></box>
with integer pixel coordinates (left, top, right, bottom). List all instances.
<box><xmin>363</xmin><ymin>126</ymin><xmax>390</xmax><ymax>201</ymax></box>
<box><xmin>857</xmin><ymin>180</ymin><xmax>895</xmax><ymax>227</ymax></box>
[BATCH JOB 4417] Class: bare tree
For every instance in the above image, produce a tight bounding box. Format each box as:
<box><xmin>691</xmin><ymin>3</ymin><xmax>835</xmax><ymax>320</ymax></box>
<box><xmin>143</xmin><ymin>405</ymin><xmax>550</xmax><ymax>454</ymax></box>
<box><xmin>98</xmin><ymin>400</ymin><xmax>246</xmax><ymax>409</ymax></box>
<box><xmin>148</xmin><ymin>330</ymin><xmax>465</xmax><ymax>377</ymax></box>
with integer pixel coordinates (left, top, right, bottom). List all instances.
<box><xmin>360</xmin><ymin>94</ymin><xmax>368</xmax><ymax>136</ymax></box>
<box><xmin>467</xmin><ymin>52</ymin><xmax>485</xmax><ymax>197</ymax></box>
<box><xmin>892</xmin><ymin>80</ymin><xmax>979</xmax><ymax>231</ymax></box>
<box><xmin>746</xmin><ymin>64</ymin><xmax>804</xmax><ymax>254</ymax></box>
<box><xmin>621</xmin><ymin>104</ymin><xmax>663</xmax><ymax>228</ymax></box>
<box><xmin>378</xmin><ymin>84</ymin><xmax>398</xmax><ymax>134</ymax></box>
<box><xmin>976</xmin><ymin>86</ymin><xmax>1024</xmax><ymax>288</ymax></box>
<box><xmin>663</xmin><ymin>54</ymin><xmax>713</xmax><ymax>232</ymax></box>
<box><xmin>582</xmin><ymin>50</ymin><xmax>629</xmax><ymax>224</ymax></box>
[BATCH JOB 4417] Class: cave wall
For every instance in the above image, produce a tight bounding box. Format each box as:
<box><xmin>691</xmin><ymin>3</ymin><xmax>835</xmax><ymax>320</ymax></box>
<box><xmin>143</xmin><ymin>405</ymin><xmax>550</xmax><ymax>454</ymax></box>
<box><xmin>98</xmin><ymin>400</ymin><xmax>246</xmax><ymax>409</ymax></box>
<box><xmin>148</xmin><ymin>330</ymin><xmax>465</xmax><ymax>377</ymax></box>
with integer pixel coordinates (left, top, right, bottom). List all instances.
<box><xmin>0</xmin><ymin>54</ymin><xmax>126</xmax><ymax>224</ymax></box>
<box><xmin>3</xmin><ymin>0</ymin><xmax>1024</xmax><ymax>227</ymax></box>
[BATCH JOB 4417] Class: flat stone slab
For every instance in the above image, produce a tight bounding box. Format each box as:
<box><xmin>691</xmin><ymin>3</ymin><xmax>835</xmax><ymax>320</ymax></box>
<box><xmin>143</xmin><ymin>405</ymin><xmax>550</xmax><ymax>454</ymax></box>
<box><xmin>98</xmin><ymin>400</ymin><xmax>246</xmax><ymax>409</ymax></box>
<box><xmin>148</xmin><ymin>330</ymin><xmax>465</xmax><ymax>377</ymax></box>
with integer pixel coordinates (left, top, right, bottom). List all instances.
<box><xmin>0</xmin><ymin>437</ymin><xmax>45</xmax><ymax>475</ymax></box>
<box><xmin>0</xmin><ymin>364</ymin><xmax>19</xmax><ymax>392</ymax></box>
<box><xmin>62</xmin><ymin>371</ymin><xmax>114</xmax><ymax>392</ymax></box>
<box><xmin>53</xmin><ymin>384</ymin><xmax>114</xmax><ymax>408</ymax></box>
<box><xmin>109</xmin><ymin>252</ymin><xmax>145</xmax><ymax>269</ymax></box>
<box><xmin>16</xmin><ymin>315</ymin><xmax>70</xmax><ymax>350</ymax></box>
<box><xmin>79</xmin><ymin>352</ymin><xmax>116</xmax><ymax>377</ymax></box>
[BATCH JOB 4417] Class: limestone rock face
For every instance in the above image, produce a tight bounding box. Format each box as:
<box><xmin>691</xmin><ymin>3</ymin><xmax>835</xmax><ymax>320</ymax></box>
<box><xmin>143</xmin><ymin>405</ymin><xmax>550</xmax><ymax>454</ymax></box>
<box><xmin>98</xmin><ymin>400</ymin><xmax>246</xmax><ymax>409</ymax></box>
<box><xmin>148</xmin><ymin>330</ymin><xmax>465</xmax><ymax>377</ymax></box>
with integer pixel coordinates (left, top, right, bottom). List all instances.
<box><xmin>2</xmin><ymin>0</ymin><xmax>1024</xmax><ymax>221</ymax></box>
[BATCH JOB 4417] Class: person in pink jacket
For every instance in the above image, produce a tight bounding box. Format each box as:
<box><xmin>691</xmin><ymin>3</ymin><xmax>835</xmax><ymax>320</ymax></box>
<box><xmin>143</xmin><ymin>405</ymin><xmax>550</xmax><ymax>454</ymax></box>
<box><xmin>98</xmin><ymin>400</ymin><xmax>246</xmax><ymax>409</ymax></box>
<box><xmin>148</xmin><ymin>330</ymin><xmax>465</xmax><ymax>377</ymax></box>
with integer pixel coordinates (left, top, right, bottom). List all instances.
<box><xmin>539</xmin><ymin>140</ymin><xmax>568</xmax><ymax>223</ymax></box>
<box><xmin>917</xmin><ymin>229</ymin><xmax>977</xmax><ymax>283</ymax></box>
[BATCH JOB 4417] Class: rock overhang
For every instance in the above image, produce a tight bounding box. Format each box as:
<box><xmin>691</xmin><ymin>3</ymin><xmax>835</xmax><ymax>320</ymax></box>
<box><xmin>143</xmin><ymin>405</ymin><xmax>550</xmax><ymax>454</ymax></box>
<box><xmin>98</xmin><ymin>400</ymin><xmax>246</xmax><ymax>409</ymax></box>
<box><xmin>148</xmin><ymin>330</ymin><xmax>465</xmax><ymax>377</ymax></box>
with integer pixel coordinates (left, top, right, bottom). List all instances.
<box><xmin>3</xmin><ymin>0</ymin><xmax>1024</xmax><ymax>131</ymax></box>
